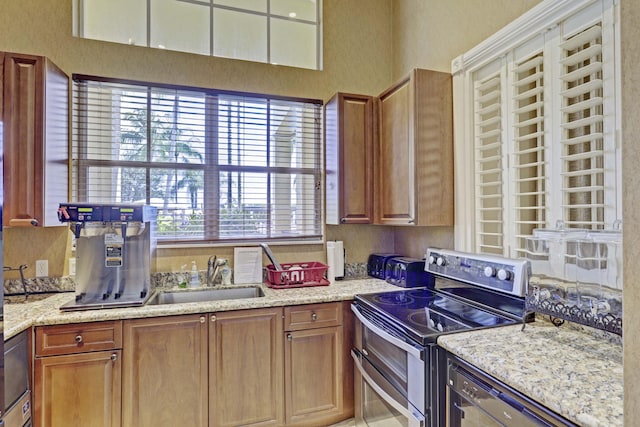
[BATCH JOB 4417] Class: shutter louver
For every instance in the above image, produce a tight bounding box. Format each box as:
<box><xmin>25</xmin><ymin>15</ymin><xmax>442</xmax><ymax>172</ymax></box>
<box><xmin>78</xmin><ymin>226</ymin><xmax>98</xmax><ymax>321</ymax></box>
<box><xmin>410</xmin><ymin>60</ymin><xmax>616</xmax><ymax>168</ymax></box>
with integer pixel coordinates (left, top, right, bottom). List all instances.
<box><xmin>72</xmin><ymin>77</ymin><xmax>323</xmax><ymax>244</ymax></box>
<box><xmin>512</xmin><ymin>53</ymin><xmax>546</xmax><ymax>256</ymax></box>
<box><xmin>474</xmin><ymin>73</ymin><xmax>504</xmax><ymax>254</ymax></box>
<box><xmin>559</xmin><ymin>25</ymin><xmax>605</xmax><ymax>229</ymax></box>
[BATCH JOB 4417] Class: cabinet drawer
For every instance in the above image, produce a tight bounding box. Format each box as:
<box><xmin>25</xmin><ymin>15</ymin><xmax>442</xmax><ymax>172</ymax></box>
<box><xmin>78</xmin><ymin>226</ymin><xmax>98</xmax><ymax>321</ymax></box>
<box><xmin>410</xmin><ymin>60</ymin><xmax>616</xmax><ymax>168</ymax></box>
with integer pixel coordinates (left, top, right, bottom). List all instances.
<box><xmin>35</xmin><ymin>320</ymin><xmax>123</xmax><ymax>356</ymax></box>
<box><xmin>284</xmin><ymin>302</ymin><xmax>342</xmax><ymax>331</ymax></box>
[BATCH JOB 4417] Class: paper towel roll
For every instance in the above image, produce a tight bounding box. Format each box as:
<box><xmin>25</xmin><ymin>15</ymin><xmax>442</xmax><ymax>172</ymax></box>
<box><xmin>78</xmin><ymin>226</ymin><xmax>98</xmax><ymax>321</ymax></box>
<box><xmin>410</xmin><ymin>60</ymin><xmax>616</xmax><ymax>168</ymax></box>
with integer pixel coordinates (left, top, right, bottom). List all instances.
<box><xmin>327</xmin><ymin>241</ymin><xmax>344</xmax><ymax>282</ymax></box>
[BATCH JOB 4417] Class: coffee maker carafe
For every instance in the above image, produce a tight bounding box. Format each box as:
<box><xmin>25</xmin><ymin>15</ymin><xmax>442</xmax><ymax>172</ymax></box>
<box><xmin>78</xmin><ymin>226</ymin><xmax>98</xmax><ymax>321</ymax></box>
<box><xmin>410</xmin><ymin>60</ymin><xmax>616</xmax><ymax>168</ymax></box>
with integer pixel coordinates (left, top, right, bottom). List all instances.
<box><xmin>57</xmin><ymin>203</ymin><xmax>157</xmax><ymax>311</ymax></box>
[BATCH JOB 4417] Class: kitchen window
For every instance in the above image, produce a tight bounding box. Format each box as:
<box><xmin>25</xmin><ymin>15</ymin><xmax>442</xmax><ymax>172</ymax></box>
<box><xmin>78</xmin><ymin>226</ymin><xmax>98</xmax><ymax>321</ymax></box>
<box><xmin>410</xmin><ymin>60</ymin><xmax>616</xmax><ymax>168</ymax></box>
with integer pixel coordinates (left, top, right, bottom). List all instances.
<box><xmin>73</xmin><ymin>0</ymin><xmax>323</xmax><ymax>70</ymax></box>
<box><xmin>72</xmin><ymin>75</ymin><xmax>323</xmax><ymax>245</ymax></box>
<box><xmin>452</xmin><ymin>0</ymin><xmax>621</xmax><ymax>258</ymax></box>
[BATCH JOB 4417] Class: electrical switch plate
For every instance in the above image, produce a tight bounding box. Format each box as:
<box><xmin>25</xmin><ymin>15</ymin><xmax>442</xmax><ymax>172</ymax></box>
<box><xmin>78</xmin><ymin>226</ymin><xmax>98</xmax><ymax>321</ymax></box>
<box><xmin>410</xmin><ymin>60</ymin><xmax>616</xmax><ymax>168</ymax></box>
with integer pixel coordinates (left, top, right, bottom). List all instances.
<box><xmin>36</xmin><ymin>259</ymin><xmax>49</xmax><ymax>277</ymax></box>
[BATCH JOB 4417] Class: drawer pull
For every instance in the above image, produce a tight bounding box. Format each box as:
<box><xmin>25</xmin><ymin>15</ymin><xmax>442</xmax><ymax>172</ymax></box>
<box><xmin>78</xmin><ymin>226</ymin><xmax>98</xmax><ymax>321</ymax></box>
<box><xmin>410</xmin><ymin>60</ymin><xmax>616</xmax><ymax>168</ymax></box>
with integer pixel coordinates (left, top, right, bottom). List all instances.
<box><xmin>311</xmin><ymin>312</ymin><xmax>318</xmax><ymax>321</ymax></box>
<box><xmin>75</xmin><ymin>335</ymin><xmax>83</xmax><ymax>344</ymax></box>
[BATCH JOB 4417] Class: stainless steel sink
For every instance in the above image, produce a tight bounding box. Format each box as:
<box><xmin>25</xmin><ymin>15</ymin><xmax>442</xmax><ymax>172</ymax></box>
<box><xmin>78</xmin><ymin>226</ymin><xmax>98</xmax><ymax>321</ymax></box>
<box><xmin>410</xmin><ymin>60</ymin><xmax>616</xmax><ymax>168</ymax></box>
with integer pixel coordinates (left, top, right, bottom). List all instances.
<box><xmin>146</xmin><ymin>286</ymin><xmax>265</xmax><ymax>305</ymax></box>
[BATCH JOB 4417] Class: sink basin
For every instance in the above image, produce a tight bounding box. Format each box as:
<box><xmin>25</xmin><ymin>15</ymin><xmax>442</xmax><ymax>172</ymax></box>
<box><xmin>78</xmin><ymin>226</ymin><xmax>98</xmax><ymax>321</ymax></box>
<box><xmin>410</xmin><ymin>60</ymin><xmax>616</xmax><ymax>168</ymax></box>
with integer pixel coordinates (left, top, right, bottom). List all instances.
<box><xmin>146</xmin><ymin>286</ymin><xmax>265</xmax><ymax>305</ymax></box>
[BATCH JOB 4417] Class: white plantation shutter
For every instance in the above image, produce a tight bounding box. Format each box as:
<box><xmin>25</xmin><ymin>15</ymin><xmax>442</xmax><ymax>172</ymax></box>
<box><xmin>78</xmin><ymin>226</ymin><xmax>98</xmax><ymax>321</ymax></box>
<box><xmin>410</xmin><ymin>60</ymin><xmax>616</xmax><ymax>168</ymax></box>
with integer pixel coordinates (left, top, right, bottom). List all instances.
<box><xmin>453</xmin><ymin>0</ymin><xmax>620</xmax><ymax>256</ymax></box>
<box><xmin>559</xmin><ymin>24</ymin><xmax>606</xmax><ymax>229</ymax></box>
<box><xmin>511</xmin><ymin>53</ymin><xmax>546</xmax><ymax>256</ymax></box>
<box><xmin>72</xmin><ymin>76</ymin><xmax>323</xmax><ymax>244</ymax></box>
<box><xmin>474</xmin><ymin>72</ymin><xmax>504</xmax><ymax>254</ymax></box>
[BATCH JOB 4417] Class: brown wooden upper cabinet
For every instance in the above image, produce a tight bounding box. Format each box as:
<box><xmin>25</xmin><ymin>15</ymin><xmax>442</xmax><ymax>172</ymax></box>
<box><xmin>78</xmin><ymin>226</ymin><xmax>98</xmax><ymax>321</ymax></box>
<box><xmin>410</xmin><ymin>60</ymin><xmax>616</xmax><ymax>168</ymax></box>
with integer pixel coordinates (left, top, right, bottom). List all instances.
<box><xmin>1</xmin><ymin>52</ymin><xmax>69</xmax><ymax>227</ymax></box>
<box><xmin>325</xmin><ymin>69</ymin><xmax>453</xmax><ymax>227</ymax></box>
<box><xmin>376</xmin><ymin>68</ymin><xmax>453</xmax><ymax>226</ymax></box>
<box><xmin>325</xmin><ymin>93</ymin><xmax>375</xmax><ymax>225</ymax></box>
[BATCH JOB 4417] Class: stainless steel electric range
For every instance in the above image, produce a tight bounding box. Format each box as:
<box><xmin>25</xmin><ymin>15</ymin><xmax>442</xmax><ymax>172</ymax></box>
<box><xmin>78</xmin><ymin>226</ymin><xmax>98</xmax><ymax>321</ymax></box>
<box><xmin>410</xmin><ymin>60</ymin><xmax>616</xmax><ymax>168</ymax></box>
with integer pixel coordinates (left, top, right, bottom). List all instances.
<box><xmin>351</xmin><ymin>248</ymin><xmax>532</xmax><ymax>427</ymax></box>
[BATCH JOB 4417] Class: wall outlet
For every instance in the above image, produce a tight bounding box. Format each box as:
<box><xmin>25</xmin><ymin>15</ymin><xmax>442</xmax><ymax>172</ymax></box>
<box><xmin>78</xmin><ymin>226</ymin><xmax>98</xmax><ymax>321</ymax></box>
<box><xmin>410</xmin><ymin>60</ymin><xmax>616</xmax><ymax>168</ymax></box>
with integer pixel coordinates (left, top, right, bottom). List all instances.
<box><xmin>36</xmin><ymin>259</ymin><xmax>49</xmax><ymax>277</ymax></box>
<box><xmin>69</xmin><ymin>258</ymin><xmax>76</xmax><ymax>277</ymax></box>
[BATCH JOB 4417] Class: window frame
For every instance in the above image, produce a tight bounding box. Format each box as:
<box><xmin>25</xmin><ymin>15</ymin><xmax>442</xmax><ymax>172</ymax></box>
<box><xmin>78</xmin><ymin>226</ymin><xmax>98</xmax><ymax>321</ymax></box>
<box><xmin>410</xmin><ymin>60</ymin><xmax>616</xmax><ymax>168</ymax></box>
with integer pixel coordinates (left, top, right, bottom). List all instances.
<box><xmin>72</xmin><ymin>74</ymin><xmax>324</xmax><ymax>246</ymax></box>
<box><xmin>452</xmin><ymin>0</ymin><xmax>621</xmax><ymax>257</ymax></box>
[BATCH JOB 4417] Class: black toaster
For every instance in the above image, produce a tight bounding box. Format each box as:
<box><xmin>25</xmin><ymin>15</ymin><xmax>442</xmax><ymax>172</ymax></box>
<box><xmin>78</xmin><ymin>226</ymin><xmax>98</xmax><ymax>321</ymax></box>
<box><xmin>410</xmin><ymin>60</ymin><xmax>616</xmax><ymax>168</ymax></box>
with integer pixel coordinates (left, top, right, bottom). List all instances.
<box><xmin>385</xmin><ymin>257</ymin><xmax>434</xmax><ymax>288</ymax></box>
<box><xmin>367</xmin><ymin>253</ymin><xmax>402</xmax><ymax>279</ymax></box>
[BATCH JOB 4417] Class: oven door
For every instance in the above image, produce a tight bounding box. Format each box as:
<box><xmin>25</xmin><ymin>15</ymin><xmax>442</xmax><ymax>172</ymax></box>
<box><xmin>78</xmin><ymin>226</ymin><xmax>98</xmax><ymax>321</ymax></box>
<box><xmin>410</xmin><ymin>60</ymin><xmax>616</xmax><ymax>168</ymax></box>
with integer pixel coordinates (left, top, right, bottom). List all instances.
<box><xmin>352</xmin><ymin>304</ymin><xmax>427</xmax><ymax>426</ymax></box>
<box><xmin>352</xmin><ymin>349</ymin><xmax>425</xmax><ymax>427</ymax></box>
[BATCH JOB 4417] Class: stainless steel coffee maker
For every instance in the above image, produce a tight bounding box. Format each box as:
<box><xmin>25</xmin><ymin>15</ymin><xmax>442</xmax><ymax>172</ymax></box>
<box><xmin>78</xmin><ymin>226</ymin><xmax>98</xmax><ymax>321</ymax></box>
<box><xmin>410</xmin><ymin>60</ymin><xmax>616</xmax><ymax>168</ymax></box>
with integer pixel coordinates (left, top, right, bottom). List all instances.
<box><xmin>57</xmin><ymin>203</ymin><xmax>157</xmax><ymax>311</ymax></box>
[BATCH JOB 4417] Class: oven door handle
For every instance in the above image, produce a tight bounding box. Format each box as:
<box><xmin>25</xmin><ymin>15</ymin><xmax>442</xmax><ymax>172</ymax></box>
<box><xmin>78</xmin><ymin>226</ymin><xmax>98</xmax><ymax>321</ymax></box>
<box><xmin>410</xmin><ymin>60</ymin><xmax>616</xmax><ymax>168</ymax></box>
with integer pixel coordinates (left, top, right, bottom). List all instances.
<box><xmin>351</xmin><ymin>304</ymin><xmax>423</xmax><ymax>358</ymax></box>
<box><xmin>352</xmin><ymin>349</ymin><xmax>425</xmax><ymax>427</ymax></box>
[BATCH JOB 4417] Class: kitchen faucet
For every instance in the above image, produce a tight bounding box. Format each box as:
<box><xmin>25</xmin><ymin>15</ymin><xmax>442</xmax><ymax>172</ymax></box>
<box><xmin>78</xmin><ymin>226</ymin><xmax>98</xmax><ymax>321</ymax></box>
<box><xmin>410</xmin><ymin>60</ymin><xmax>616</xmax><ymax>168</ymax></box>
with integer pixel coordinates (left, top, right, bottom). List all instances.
<box><xmin>207</xmin><ymin>255</ymin><xmax>224</xmax><ymax>286</ymax></box>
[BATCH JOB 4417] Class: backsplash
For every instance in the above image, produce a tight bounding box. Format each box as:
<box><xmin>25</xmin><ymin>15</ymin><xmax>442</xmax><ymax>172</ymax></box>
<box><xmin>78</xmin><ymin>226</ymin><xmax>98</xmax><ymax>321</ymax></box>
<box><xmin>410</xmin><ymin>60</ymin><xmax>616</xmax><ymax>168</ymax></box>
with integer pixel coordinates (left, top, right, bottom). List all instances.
<box><xmin>3</xmin><ymin>262</ymin><xmax>371</xmax><ymax>295</ymax></box>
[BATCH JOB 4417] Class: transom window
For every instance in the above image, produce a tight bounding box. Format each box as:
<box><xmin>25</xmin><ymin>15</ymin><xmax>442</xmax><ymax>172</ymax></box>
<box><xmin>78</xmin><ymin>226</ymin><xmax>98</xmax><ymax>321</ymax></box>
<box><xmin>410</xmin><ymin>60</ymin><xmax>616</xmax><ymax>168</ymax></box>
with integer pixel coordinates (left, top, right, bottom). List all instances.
<box><xmin>73</xmin><ymin>0</ymin><xmax>322</xmax><ymax>70</ymax></box>
<box><xmin>72</xmin><ymin>75</ymin><xmax>323</xmax><ymax>244</ymax></box>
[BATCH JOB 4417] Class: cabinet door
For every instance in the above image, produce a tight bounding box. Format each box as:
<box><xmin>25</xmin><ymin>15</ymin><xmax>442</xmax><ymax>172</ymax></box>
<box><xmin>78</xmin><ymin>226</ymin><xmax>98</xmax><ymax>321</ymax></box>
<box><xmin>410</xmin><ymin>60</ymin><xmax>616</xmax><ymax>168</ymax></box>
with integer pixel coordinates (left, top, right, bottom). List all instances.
<box><xmin>325</xmin><ymin>93</ymin><xmax>374</xmax><ymax>224</ymax></box>
<box><xmin>284</xmin><ymin>326</ymin><xmax>344</xmax><ymax>426</ymax></box>
<box><xmin>122</xmin><ymin>315</ymin><xmax>208</xmax><ymax>427</ymax></box>
<box><xmin>377</xmin><ymin>76</ymin><xmax>415</xmax><ymax>225</ymax></box>
<box><xmin>2</xmin><ymin>52</ymin><xmax>68</xmax><ymax>227</ymax></box>
<box><xmin>210</xmin><ymin>307</ymin><xmax>284</xmax><ymax>427</ymax></box>
<box><xmin>34</xmin><ymin>350</ymin><xmax>121</xmax><ymax>427</ymax></box>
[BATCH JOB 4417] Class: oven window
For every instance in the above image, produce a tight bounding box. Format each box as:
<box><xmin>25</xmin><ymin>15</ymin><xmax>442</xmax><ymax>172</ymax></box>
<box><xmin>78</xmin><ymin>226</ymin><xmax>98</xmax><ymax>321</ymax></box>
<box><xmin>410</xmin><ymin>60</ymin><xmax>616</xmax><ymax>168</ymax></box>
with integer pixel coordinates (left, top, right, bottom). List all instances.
<box><xmin>362</xmin><ymin>380</ymin><xmax>409</xmax><ymax>427</ymax></box>
<box><xmin>363</xmin><ymin>327</ymin><xmax>408</xmax><ymax>391</ymax></box>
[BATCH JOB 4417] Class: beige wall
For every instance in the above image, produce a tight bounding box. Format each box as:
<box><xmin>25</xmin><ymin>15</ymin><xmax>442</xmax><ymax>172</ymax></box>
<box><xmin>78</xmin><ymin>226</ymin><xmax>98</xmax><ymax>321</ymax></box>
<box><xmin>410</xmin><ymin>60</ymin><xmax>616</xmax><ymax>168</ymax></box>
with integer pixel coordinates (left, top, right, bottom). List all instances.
<box><xmin>622</xmin><ymin>0</ymin><xmax>639</xmax><ymax>424</ymax></box>
<box><xmin>391</xmin><ymin>0</ymin><xmax>543</xmax><ymax>78</ymax></box>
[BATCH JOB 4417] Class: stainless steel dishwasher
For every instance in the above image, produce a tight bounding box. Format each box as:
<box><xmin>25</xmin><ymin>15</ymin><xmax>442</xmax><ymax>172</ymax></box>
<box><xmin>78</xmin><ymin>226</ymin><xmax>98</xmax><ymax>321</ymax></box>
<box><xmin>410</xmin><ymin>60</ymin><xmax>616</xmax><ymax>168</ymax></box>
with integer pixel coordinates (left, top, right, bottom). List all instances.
<box><xmin>4</xmin><ymin>330</ymin><xmax>31</xmax><ymax>427</ymax></box>
<box><xmin>446</xmin><ymin>354</ymin><xmax>576</xmax><ymax>427</ymax></box>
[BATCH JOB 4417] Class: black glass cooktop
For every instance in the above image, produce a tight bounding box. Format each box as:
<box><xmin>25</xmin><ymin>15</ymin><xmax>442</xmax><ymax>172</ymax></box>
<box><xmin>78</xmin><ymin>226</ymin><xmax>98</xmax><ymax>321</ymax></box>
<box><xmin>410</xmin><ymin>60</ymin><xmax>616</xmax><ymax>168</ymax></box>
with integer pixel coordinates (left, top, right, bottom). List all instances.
<box><xmin>355</xmin><ymin>287</ymin><xmax>521</xmax><ymax>346</ymax></box>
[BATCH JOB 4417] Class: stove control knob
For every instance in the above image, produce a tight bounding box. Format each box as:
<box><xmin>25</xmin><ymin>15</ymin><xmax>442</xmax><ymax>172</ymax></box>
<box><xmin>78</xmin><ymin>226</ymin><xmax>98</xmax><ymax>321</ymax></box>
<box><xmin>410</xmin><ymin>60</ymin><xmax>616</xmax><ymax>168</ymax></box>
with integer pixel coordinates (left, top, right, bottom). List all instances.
<box><xmin>428</xmin><ymin>255</ymin><xmax>437</xmax><ymax>265</ymax></box>
<box><xmin>483</xmin><ymin>266</ymin><xmax>496</xmax><ymax>277</ymax></box>
<box><xmin>497</xmin><ymin>269</ymin><xmax>512</xmax><ymax>281</ymax></box>
<box><xmin>436</xmin><ymin>257</ymin><xmax>446</xmax><ymax>267</ymax></box>
<box><xmin>437</xmin><ymin>322</ymin><xmax>444</xmax><ymax>332</ymax></box>
<box><xmin>428</xmin><ymin>318</ymin><xmax>436</xmax><ymax>328</ymax></box>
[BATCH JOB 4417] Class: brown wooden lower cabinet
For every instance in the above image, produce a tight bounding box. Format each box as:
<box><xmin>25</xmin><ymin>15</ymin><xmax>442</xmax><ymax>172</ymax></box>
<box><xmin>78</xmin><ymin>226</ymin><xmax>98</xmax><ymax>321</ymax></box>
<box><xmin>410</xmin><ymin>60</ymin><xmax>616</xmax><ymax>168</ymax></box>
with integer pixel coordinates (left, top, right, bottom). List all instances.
<box><xmin>34</xmin><ymin>349</ymin><xmax>122</xmax><ymax>427</ymax></box>
<box><xmin>210</xmin><ymin>307</ymin><xmax>284</xmax><ymax>427</ymax></box>
<box><xmin>32</xmin><ymin>302</ymin><xmax>355</xmax><ymax>427</ymax></box>
<box><xmin>122</xmin><ymin>314</ymin><xmax>208</xmax><ymax>427</ymax></box>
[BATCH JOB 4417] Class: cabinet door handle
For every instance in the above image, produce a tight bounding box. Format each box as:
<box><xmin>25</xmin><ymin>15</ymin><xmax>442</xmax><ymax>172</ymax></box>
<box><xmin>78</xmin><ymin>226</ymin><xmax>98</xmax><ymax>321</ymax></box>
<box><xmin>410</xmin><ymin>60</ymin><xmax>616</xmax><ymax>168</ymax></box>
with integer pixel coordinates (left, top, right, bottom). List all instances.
<box><xmin>340</xmin><ymin>218</ymin><xmax>346</xmax><ymax>224</ymax></box>
<box><xmin>111</xmin><ymin>353</ymin><xmax>117</xmax><ymax>361</ymax></box>
<box><xmin>75</xmin><ymin>335</ymin><xmax>83</xmax><ymax>344</ymax></box>
<box><xmin>311</xmin><ymin>312</ymin><xmax>318</xmax><ymax>321</ymax></box>
<box><xmin>200</xmin><ymin>316</ymin><xmax>206</xmax><ymax>323</ymax></box>
<box><xmin>287</xmin><ymin>334</ymin><xmax>292</xmax><ymax>341</ymax></box>
<box><xmin>211</xmin><ymin>315</ymin><xmax>217</xmax><ymax>322</ymax></box>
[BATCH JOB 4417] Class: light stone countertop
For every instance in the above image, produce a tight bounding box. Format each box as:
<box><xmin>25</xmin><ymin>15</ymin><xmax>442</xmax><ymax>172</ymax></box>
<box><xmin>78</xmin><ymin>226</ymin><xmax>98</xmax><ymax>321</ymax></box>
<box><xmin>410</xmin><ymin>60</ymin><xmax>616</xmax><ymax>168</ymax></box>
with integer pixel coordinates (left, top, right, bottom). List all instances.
<box><xmin>437</xmin><ymin>321</ymin><xmax>623</xmax><ymax>427</ymax></box>
<box><xmin>3</xmin><ymin>278</ymin><xmax>398</xmax><ymax>339</ymax></box>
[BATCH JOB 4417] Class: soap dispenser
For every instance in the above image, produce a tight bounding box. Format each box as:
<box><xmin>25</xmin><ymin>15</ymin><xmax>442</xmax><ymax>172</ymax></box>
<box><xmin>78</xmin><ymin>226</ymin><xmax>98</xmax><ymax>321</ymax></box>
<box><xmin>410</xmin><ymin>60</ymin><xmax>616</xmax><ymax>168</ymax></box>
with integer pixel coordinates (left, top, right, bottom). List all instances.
<box><xmin>190</xmin><ymin>261</ymin><xmax>201</xmax><ymax>287</ymax></box>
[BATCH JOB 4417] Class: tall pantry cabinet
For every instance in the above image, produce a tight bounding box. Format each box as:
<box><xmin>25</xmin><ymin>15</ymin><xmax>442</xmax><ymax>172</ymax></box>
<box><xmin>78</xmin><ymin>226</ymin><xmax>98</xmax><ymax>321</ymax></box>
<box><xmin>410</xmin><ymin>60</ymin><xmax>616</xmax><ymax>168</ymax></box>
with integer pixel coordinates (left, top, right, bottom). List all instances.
<box><xmin>1</xmin><ymin>51</ymin><xmax>69</xmax><ymax>227</ymax></box>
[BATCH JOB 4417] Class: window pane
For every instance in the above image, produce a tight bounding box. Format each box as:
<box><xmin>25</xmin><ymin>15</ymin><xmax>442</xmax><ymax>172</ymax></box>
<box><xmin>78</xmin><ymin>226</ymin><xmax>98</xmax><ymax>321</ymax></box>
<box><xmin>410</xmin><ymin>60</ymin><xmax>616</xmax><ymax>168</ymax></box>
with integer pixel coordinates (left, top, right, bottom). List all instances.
<box><xmin>271</xmin><ymin>173</ymin><xmax>320</xmax><ymax>237</ymax></box>
<box><xmin>270</xmin><ymin>19</ymin><xmax>317</xmax><ymax>69</ymax></box>
<box><xmin>213</xmin><ymin>9</ymin><xmax>267</xmax><ymax>63</ymax></box>
<box><xmin>214</xmin><ymin>0</ymin><xmax>267</xmax><ymax>13</ymax></box>
<box><xmin>270</xmin><ymin>100</ymin><xmax>319</xmax><ymax>168</ymax></box>
<box><xmin>219</xmin><ymin>172</ymin><xmax>268</xmax><ymax>238</ymax></box>
<box><xmin>150</xmin><ymin>92</ymin><xmax>206</xmax><ymax>164</ymax></box>
<box><xmin>151</xmin><ymin>169</ymin><xmax>205</xmax><ymax>240</ymax></box>
<box><xmin>82</xmin><ymin>0</ymin><xmax>147</xmax><ymax>46</ymax></box>
<box><xmin>81</xmin><ymin>166</ymin><xmax>147</xmax><ymax>203</ymax></box>
<box><xmin>218</xmin><ymin>97</ymin><xmax>268</xmax><ymax>166</ymax></box>
<box><xmin>271</xmin><ymin>0</ymin><xmax>317</xmax><ymax>21</ymax></box>
<box><xmin>150</xmin><ymin>0</ymin><xmax>210</xmax><ymax>55</ymax></box>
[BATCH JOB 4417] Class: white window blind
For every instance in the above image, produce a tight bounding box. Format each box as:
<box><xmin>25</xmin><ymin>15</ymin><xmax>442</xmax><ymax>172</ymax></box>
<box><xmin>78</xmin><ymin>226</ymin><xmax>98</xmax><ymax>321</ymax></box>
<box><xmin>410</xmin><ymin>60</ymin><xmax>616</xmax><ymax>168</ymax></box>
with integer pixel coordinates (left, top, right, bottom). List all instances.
<box><xmin>72</xmin><ymin>76</ymin><xmax>323</xmax><ymax>244</ymax></box>
<box><xmin>559</xmin><ymin>24</ymin><xmax>605</xmax><ymax>229</ymax></box>
<box><xmin>474</xmin><ymin>72</ymin><xmax>504</xmax><ymax>254</ymax></box>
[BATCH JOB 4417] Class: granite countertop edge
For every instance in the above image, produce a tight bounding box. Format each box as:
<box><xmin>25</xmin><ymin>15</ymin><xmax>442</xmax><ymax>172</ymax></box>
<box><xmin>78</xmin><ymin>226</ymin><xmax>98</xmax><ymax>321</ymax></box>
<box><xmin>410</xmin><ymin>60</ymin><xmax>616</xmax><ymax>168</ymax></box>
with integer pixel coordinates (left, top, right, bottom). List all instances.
<box><xmin>437</xmin><ymin>321</ymin><xmax>623</xmax><ymax>427</ymax></box>
<box><xmin>3</xmin><ymin>278</ymin><xmax>397</xmax><ymax>339</ymax></box>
